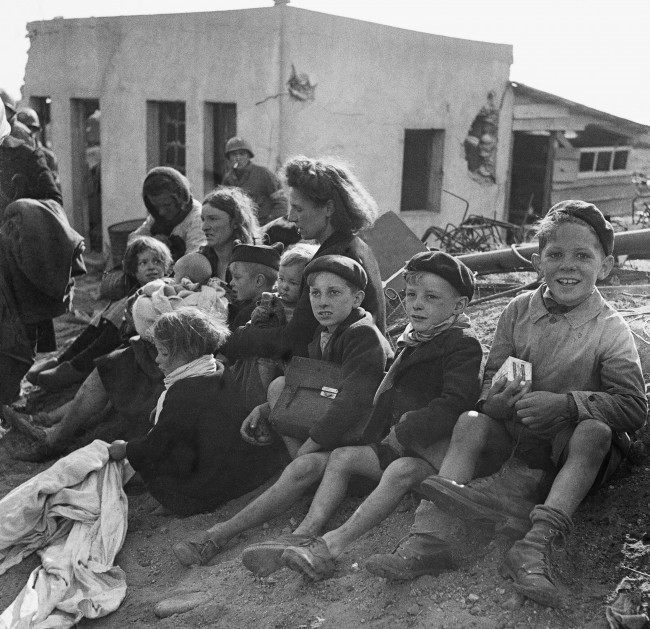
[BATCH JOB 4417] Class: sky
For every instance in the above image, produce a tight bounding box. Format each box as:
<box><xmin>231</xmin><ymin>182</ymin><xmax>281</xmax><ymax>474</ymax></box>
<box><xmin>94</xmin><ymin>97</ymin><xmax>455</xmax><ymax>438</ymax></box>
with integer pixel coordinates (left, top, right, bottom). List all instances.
<box><xmin>2</xmin><ymin>0</ymin><xmax>650</xmax><ymax>125</ymax></box>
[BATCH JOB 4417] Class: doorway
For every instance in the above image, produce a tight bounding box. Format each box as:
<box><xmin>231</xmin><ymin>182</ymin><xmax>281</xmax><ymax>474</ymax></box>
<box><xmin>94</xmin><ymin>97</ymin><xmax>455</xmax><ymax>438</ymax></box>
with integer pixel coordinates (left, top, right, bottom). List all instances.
<box><xmin>203</xmin><ymin>102</ymin><xmax>237</xmax><ymax>194</ymax></box>
<box><xmin>71</xmin><ymin>99</ymin><xmax>102</xmax><ymax>251</ymax></box>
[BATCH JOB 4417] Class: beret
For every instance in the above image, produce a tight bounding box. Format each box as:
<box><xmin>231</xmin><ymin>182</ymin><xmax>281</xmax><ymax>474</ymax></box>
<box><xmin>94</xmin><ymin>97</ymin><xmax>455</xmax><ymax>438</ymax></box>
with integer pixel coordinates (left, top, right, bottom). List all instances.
<box><xmin>546</xmin><ymin>200</ymin><xmax>614</xmax><ymax>256</ymax></box>
<box><xmin>405</xmin><ymin>250</ymin><xmax>475</xmax><ymax>300</ymax></box>
<box><xmin>304</xmin><ymin>254</ymin><xmax>368</xmax><ymax>290</ymax></box>
<box><xmin>231</xmin><ymin>241</ymin><xmax>284</xmax><ymax>270</ymax></box>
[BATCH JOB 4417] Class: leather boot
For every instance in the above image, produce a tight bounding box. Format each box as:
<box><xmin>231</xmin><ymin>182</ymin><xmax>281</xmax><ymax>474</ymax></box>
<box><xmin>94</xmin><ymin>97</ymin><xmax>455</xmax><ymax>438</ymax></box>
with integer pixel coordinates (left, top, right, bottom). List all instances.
<box><xmin>25</xmin><ymin>357</ymin><xmax>59</xmax><ymax>385</ymax></box>
<box><xmin>365</xmin><ymin>533</ymin><xmax>455</xmax><ymax>581</ymax></box>
<box><xmin>37</xmin><ymin>361</ymin><xmax>86</xmax><ymax>391</ymax></box>
<box><xmin>419</xmin><ymin>457</ymin><xmax>548</xmax><ymax>537</ymax></box>
<box><xmin>500</xmin><ymin>505</ymin><xmax>572</xmax><ymax>608</ymax></box>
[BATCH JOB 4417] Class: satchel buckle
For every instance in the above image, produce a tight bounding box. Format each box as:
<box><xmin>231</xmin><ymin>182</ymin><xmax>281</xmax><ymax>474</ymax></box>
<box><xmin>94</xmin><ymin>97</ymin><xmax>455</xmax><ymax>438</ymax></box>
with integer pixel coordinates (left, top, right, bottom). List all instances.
<box><xmin>320</xmin><ymin>386</ymin><xmax>338</xmax><ymax>399</ymax></box>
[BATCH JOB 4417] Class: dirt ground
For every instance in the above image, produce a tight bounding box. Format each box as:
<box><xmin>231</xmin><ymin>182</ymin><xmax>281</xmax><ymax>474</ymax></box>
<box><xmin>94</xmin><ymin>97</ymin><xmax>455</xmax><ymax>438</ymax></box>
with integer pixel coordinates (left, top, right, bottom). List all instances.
<box><xmin>0</xmin><ymin>260</ymin><xmax>648</xmax><ymax>629</ymax></box>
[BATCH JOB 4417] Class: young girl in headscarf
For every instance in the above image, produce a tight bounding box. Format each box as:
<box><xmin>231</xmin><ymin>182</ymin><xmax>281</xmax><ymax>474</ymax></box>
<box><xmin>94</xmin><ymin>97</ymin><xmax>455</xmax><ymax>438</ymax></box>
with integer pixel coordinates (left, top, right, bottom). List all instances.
<box><xmin>129</xmin><ymin>167</ymin><xmax>206</xmax><ymax>260</ymax></box>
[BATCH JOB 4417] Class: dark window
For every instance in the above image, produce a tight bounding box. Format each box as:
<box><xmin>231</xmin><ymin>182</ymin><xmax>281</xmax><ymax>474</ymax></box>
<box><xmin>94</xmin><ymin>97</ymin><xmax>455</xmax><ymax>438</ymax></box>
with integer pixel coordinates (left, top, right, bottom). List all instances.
<box><xmin>579</xmin><ymin>152</ymin><xmax>595</xmax><ymax>172</ymax></box>
<box><xmin>400</xmin><ymin>129</ymin><xmax>445</xmax><ymax>212</ymax></box>
<box><xmin>595</xmin><ymin>151</ymin><xmax>612</xmax><ymax>172</ymax></box>
<box><xmin>613</xmin><ymin>150</ymin><xmax>628</xmax><ymax>170</ymax></box>
<box><xmin>146</xmin><ymin>101</ymin><xmax>186</xmax><ymax>174</ymax></box>
<box><xmin>204</xmin><ymin>102</ymin><xmax>237</xmax><ymax>194</ymax></box>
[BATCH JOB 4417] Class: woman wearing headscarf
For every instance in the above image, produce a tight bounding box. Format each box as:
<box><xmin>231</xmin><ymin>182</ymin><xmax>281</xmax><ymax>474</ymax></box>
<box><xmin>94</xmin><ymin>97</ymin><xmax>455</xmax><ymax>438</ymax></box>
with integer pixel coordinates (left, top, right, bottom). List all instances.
<box><xmin>0</xmin><ymin>198</ymin><xmax>85</xmax><ymax>404</ymax></box>
<box><xmin>129</xmin><ymin>167</ymin><xmax>205</xmax><ymax>260</ymax></box>
<box><xmin>222</xmin><ymin>155</ymin><xmax>386</xmax><ymax>361</ymax></box>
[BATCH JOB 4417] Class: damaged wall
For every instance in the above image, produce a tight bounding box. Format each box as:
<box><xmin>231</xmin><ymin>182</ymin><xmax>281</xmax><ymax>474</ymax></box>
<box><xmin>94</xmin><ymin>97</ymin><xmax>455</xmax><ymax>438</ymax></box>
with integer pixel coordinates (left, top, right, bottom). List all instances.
<box><xmin>22</xmin><ymin>6</ymin><xmax>512</xmax><ymax>242</ymax></box>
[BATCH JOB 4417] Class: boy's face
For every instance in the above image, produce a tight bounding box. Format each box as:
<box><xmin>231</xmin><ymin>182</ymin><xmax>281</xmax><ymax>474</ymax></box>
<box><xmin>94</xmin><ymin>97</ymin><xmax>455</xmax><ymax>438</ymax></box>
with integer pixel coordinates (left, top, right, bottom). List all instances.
<box><xmin>229</xmin><ymin>261</ymin><xmax>262</xmax><ymax>302</ymax></box>
<box><xmin>135</xmin><ymin>250</ymin><xmax>167</xmax><ymax>286</ymax></box>
<box><xmin>532</xmin><ymin>222</ymin><xmax>614</xmax><ymax>307</ymax></box>
<box><xmin>308</xmin><ymin>271</ymin><xmax>364</xmax><ymax>332</ymax></box>
<box><xmin>405</xmin><ymin>272</ymin><xmax>466</xmax><ymax>333</ymax></box>
<box><xmin>277</xmin><ymin>263</ymin><xmax>303</xmax><ymax>305</ymax></box>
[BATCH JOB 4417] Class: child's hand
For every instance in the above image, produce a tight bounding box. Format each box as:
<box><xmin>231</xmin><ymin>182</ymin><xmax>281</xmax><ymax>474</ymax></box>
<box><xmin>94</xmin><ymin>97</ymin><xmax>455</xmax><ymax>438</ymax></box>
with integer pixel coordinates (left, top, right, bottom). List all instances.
<box><xmin>482</xmin><ymin>376</ymin><xmax>531</xmax><ymax>420</ymax></box>
<box><xmin>515</xmin><ymin>392</ymin><xmax>573</xmax><ymax>437</ymax></box>
<box><xmin>240</xmin><ymin>403</ymin><xmax>272</xmax><ymax>446</ymax></box>
<box><xmin>108</xmin><ymin>440</ymin><xmax>127</xmax><ymax>460</ymax></box>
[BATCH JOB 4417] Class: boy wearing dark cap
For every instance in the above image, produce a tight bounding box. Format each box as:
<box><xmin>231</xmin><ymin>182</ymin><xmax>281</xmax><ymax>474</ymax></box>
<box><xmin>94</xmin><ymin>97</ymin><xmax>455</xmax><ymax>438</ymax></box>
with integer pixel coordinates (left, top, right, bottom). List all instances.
<box><xmin>370</xmin><ymin>201</ymin><xmax>647</xmax><ymax>607</ymax></box>
<box><xmin>173</xmin><ymin>254</ymin><xmax>392</xmax><ymax>567</ymax></box>
<box><xmin>241</xmin><ymin>250</ymin><xmax>483</xmax><ymax>580</ymax></box>
<box><xmin>228</xmin><ymin>241</ymin><xmax>284</xmax><ymax>328</ymax></box>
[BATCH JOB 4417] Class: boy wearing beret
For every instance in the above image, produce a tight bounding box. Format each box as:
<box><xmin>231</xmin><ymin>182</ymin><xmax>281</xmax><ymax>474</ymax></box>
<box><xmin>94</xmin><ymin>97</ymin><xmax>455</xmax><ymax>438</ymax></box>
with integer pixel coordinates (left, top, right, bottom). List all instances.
<box><xmin>370</xmin><ymin>201</ymin><xmax>647</xmax><ymax>607</ymax></box>
<box><xmin>228</xmin><ymin>241</ymin><xmax>284</xmax><ymax>329</ymax></box>
<box><xmin>173</xmin><ymin>254</ymin><xmax>393</xmax><ymax>566</ymax></box>
<box><xmin>241</xmin><ymin>250</ymin><xmax>484</xmax><ymax>580</ymax></box>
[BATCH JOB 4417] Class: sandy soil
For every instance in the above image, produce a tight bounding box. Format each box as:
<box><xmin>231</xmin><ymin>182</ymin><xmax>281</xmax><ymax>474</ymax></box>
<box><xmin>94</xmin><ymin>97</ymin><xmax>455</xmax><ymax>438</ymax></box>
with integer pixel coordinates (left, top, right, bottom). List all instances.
<box><xmin>0</xmin><ymin>262</ymin><xmax>648</xmax><ymax>629</ymax></box>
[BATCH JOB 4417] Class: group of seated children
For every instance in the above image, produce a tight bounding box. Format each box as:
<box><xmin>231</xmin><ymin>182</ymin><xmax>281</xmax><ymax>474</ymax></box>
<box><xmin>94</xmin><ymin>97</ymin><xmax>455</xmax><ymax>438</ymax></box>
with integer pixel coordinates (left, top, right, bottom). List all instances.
<box><xmin>7</xmin><ymin>198</ymin><xmax>647</xmax><ymax>610</ymax></box>
<box><xmin>167</xmin><ymin>200</ymin><xmax>645</xmax><ymax>610</ymax></box>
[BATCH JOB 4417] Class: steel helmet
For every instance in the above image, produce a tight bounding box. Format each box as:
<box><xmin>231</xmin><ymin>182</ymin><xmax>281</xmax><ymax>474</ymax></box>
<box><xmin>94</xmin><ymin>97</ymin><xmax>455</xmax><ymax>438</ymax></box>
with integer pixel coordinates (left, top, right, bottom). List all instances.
<box><xmin>225</xmin><ymin>137</ymin><xmax>254</xmax><ymax>158</ymax></box>
<box><xmin>16</xmin><ymin>107</ymin><xmax>41</xmax><ymax>131</ymax></box>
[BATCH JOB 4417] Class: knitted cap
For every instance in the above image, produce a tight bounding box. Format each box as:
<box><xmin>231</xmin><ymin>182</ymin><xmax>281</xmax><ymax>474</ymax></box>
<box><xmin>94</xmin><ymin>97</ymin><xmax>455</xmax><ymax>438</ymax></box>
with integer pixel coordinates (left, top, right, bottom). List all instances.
<box><xmin>304</xmin><ymin>254</ymin><xmax>368</xmax><ymax>291</ymax></box>
<box><xmin>405</xmin><ymin>251</ymin><xmax>475</xmax><ymax>301</ymax></box>
<box><xmin>231</xmin><ymin>241</ymin><xmax>284</xmax><ymax>270</ymax></box>
<box><xmin>546</xmin><ymin>200</ymin><xmax>614</xmax><ymax>256</ymax></box>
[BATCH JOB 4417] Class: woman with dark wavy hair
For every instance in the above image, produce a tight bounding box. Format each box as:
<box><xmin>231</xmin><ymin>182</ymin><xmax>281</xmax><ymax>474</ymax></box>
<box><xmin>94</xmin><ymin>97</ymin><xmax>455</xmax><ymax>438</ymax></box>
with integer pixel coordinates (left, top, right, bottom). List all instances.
<box><xmin>223</xmin><ymin>155</ymin><xmax>385</xmax><ymax>360</ymax></box>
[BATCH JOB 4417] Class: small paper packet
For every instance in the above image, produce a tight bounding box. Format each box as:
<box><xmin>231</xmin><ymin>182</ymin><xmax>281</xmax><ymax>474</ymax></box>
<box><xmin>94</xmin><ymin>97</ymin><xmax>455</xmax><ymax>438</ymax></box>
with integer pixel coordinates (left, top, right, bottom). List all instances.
<box><xmin>491</xmin><ymin>356</ymin><xmax>532</xmax><ymax>387</ymax></box>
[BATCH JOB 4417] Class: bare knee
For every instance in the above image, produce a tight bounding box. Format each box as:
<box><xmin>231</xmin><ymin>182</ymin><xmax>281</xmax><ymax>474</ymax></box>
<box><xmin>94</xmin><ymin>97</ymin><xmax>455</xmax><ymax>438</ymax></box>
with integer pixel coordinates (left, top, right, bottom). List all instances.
<box><xmin>267</xmin><ymin>376</ymin><xmax>285</xmax><ymax>408</ymax></box>
<box><xmin>327</xmin><ymin>447</ymin><xmax>364</xmax><ymax>478</ymax></box>
<box><xmin>284</xmin><ymin>454</ymin><xmax>327</xmax><ymax>485</ymax></box>
<box><xmin>450</xmin><ymin>411</ymin><xmax>491</xmax><ymax>449</ymax></box>
<box><xmin>382</xmin><ymin>457</ymin><xmax>430</xmax><ymax>490</ymax></box>
<box><xmin>570</xmin><ymin>419</ymin><xmax>612</xmax><ymax>459</ymax></box>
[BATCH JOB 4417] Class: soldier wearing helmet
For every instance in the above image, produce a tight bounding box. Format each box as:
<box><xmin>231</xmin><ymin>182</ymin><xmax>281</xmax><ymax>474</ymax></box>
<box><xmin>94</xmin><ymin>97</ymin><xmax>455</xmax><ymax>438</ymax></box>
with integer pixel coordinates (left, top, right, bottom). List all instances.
<box><xmin>222</xmin><ymin>137</ymin><xmax>287</xmax><ymax>225</ymax></box>
<box><xmin>14</xmin><ymin>107</ymin><xmax>60</xmax><ymax>183</ymax></box>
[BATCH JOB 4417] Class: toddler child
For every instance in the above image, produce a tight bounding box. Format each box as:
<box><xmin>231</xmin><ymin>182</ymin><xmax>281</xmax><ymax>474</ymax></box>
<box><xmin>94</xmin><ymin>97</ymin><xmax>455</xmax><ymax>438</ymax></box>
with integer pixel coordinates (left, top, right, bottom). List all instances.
<box><xmin>245</xmin><ymin>251</ymin><xmax>483</xmax><ymax>580</ymax></box>
<box><xmin>27</xmin><ymin>236</ymin><xmax>172</xmax><ymax>391</ymax></box>
<box><xmin>372</xmin><ymin>201</ymin><xmax>647</xmax><ymax>606</ymax></box>
<box><xmin>172</xmin><ymin>255</ymin><xmax>393</xmax><ymax>566</ymax></box>
<box><xmin>107</xmin><ymin>307</ymin><xmax>280</xmax><ymax>516</ymax></box>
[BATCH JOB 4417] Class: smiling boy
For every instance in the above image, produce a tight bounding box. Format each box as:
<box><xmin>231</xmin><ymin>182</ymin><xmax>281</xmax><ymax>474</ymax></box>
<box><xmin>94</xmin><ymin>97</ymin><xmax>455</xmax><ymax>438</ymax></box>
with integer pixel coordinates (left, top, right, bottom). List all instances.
<box><xmin>376</xmin><ymin>201</ymin><xmax>647</xmax><ymax>607</ymax></box>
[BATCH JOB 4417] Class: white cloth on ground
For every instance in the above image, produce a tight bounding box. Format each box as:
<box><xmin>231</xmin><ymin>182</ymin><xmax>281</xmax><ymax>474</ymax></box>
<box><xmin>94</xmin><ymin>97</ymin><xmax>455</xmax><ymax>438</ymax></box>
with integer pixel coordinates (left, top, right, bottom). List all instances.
<box><xmin>0</xmin><ymin>440</ymin><xmax>133</xmax><ymax>628</ymax></box>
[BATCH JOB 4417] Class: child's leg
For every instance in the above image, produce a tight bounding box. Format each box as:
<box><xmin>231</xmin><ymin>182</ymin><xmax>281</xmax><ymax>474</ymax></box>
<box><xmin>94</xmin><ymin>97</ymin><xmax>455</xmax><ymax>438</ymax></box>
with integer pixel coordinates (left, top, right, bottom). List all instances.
<box><xmin>46</xmin><ymin>369</ymin><xmax>111</xmax><ymax>447</ymax></box>
<box><xmin>437</xmin><ymin>411</ymin><xmax>496</xmax><ymax>483</ymax></box>
<box><xmin>203</xmin><ymin>452</ymin><xmax>331</xmax><ymax>544</ymax></box>
<box><xmin>542</xmin><ymin>418</ymin><xmax>612</xmax><ymax>516</ymax></box>
<box><xmin>293</xmin><ymin>446</ymin><xmax>383</xmax><ymax>537</ymax></box>
<box><xmin>323</xmin><ymin>456</ymin><xmax>437</xmax><ymax>558</ymax></box>
<box><xmin>67</xmin><ymin>320</ymin><xmax>121</xmax><ymax>374</ymax></box>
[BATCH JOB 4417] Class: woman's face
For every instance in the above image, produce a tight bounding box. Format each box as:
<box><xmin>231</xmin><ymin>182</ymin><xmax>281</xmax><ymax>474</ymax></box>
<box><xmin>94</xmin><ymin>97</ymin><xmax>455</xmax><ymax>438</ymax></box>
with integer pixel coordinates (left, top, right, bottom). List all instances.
<box><xmin>148</xmin><ymin>192</ymin><xmax>181</xmax><ymax>221</ymax></box>
<box><xmin>287</xmin><ymin>188</ymin><xmax>332</xmax><ymax>242</ymax></box>
<box><xmin>202</xmin><ymin>204</ymin><xmax>234</xmax><ymax>248</ymax></box>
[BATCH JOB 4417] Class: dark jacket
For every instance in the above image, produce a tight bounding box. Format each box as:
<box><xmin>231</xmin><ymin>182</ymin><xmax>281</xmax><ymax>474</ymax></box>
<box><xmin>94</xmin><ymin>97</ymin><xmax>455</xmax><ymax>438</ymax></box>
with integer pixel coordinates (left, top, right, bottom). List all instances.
<box><xmin>0</xmin><ymin>136</ymin><xmax>62</xmax><ymax>214</ymax></box>
<box><xmin>304</xmin><ymin>307</ymin><xmax>393</xmax><ymax>449</ymax></box>
<box><xmin>223</xmin><ymin>162</ymin><xmax>287</xmax><ymax>225</ymax></box>
<box><xmin>222</xmin><ymin>230</ymin><xmax>386</xmax><ymax>361</ymax></box>
<box><xmin>383</xmin><ymin>327</ymin><xmax>483</xmax><ymax>452</ymax></box>
<box><xmin>125</xmin><ymin>369</ymin><xmax>282</xmax><ymax>516</ymax></box>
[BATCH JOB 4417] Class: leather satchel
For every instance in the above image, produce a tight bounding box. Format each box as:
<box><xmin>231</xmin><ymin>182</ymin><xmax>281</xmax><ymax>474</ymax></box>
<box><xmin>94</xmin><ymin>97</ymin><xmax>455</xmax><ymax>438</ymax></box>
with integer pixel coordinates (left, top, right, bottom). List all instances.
<box><xmin>268</xmin><ymin>356</ymin><xmax>343</xmax><ymax>442</ymax></box>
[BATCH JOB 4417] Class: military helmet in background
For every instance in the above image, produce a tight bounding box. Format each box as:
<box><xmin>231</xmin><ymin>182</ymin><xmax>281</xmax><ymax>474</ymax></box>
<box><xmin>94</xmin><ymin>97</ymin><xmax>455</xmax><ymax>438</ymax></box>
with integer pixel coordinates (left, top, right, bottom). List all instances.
<box><xmin>225</xmin><ymin>137</ymin><xmax>254</xmax><ymax>158</ymax></box>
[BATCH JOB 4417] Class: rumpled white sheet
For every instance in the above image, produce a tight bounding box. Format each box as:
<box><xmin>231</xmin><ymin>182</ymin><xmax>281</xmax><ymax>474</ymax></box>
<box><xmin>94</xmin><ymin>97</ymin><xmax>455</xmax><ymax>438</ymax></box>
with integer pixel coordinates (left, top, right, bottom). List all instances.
<box><xmin>0</xmin><ymin>440</ymin><xmax>133</xmax><ymax>628</ymax></box>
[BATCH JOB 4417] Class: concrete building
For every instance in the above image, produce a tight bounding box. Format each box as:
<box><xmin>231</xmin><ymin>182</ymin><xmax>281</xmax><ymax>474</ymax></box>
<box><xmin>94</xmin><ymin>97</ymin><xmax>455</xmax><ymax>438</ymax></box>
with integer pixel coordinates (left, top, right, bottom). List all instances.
<box><xmin>22</xmin><ymin>4</ymin><xmax>513</xmax><ymax>251</ymax></box>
